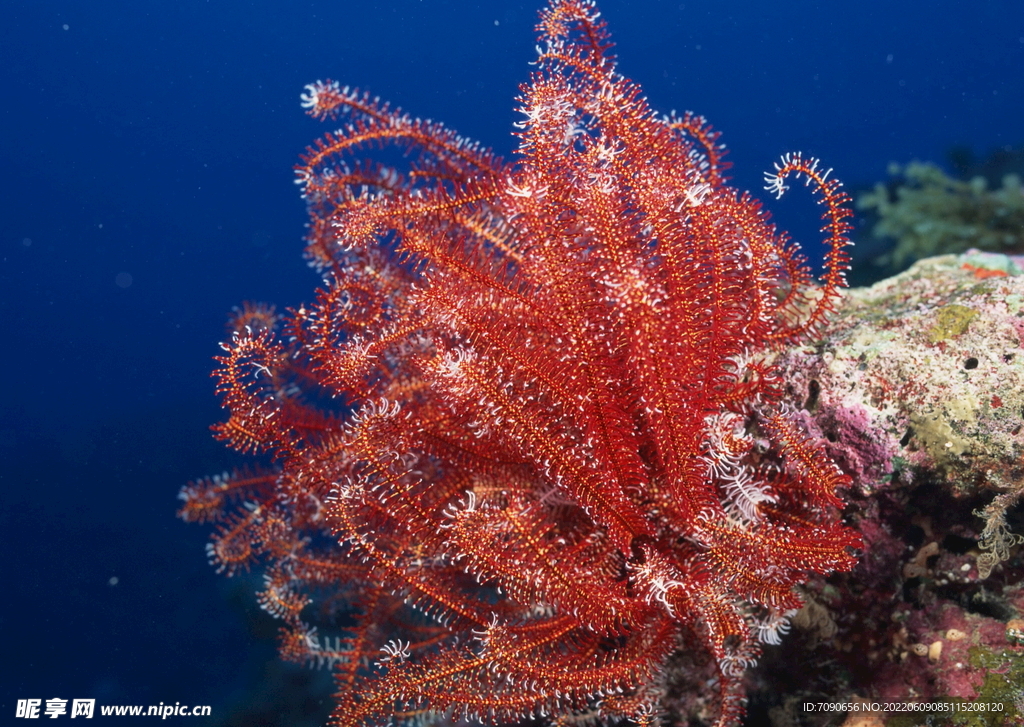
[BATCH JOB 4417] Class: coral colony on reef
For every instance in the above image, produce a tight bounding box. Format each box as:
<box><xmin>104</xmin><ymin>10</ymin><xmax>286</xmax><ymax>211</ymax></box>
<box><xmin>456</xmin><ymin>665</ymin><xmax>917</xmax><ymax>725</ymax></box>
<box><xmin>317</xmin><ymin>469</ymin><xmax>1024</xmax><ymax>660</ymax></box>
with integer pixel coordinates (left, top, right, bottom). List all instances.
<box><xmin>179</xmin><ymin>1</ymin><xmax>866</xmax><ymax>725</ymax></box>
<box><xmin>859</xmin><ymin>162</ymin><xmax>1024</xmax><ymax>270</ymax></box>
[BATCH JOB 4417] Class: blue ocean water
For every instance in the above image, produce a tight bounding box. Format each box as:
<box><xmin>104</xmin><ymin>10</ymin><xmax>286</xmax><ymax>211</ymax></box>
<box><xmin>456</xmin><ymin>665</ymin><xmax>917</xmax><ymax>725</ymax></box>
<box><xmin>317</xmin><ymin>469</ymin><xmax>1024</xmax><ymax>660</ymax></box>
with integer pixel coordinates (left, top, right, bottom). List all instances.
<box><xmin>1</xmin><ymin>0</ymin><xmax>1020</xmax><ymax>723</ymax></box>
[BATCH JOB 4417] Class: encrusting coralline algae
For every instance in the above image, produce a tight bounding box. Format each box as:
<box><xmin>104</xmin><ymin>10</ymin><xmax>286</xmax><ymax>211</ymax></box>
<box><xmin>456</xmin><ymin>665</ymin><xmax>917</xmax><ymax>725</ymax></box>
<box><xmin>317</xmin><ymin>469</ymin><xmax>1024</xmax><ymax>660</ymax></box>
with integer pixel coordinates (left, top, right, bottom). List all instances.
<box><xmin>740</xmin><ymin>251</ymin><xmax>1024</xmax><ymax>724</ymax></box>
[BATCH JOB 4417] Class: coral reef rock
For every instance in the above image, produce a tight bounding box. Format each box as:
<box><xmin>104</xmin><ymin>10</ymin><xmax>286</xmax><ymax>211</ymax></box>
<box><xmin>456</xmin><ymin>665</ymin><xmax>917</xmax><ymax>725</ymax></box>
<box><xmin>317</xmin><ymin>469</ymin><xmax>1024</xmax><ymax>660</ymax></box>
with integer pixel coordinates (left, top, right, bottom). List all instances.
<box><xmin>760</xmin><ymin>251</ymin><xmax>1024</xmax><ymax>727</ymax></box>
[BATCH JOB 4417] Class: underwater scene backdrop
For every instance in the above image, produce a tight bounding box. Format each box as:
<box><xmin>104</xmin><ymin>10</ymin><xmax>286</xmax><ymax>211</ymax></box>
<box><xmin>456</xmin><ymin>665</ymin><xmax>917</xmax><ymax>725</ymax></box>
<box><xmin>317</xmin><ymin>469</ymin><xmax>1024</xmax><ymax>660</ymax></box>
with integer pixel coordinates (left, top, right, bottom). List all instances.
<box><xmin>2</xmin><ymin>0</ymin><xmax>1022</xmax><ymax>725</ymax></box>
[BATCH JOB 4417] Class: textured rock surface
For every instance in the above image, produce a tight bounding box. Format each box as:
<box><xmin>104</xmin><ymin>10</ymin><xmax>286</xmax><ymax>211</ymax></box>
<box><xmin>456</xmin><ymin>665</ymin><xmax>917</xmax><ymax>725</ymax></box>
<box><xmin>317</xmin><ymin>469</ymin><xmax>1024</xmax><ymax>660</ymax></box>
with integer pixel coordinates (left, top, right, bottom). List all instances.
<box><xmin>779</xmin><ymin>251</ymin><xmax>1024</xmax><ymax>497</ymax></box>
<box><xmin>750</xmin><ymin>252</ymin><xmax>1024</xmax><ymax>726</ymax></box>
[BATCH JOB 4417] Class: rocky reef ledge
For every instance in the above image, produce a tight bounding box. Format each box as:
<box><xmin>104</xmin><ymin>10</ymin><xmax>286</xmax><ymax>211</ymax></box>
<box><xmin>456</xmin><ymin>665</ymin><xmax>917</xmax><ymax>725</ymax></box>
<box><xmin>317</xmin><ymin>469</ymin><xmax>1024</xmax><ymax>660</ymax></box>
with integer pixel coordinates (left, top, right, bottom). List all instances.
<box><xmin>752</xmin><ymin>252</ymin><xmax>1024</xmax><ymax>727</ymax></box>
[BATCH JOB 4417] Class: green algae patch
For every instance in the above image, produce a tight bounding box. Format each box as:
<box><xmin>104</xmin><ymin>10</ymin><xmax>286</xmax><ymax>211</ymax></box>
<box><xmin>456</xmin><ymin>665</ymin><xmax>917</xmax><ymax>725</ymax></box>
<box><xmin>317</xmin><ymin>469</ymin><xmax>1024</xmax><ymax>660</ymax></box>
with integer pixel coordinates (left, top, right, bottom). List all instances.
<box><xmin>945</xmin><ymin>646</ymin><xmax>1024</xmax><ymax>727</ymax></box>
<box><xmin>927</xmin><ymin>304</ymin><xmax>979</xmax><ymax>343</ymax></box>
<box><xmin>884</xmin><ymin>645</ymin><xmax>1024</xmax><ymax>727</ymax></box>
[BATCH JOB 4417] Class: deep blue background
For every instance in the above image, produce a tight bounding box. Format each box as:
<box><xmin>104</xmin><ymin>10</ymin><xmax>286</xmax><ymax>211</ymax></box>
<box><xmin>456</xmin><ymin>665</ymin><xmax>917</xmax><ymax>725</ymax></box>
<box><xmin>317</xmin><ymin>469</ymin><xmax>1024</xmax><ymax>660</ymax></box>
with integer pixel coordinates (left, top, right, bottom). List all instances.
<box><xmin>2</xmin><ymin>1</ymin><xmax>1021</xmax><ymax>723</ymax></box>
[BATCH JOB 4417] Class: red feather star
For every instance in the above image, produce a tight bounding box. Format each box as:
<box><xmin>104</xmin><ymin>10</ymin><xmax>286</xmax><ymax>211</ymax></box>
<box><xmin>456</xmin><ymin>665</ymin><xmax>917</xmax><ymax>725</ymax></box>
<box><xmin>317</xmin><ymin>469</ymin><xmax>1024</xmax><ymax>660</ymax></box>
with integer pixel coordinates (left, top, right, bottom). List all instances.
<box><xmin>180</xmin><ymin>1</ymin><xmax>861</xmax><ymax>724</ymax></box>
